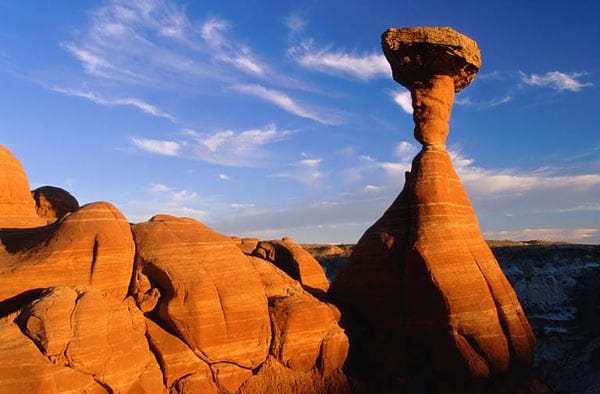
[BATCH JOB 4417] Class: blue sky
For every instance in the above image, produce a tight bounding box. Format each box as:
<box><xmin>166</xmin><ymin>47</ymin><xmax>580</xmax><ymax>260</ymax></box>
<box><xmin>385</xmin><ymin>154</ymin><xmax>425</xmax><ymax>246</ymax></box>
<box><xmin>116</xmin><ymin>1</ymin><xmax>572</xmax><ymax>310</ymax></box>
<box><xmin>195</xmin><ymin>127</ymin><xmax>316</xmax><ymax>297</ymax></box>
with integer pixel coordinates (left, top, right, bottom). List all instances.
<box><xmin>1</xmin><ymin>0</ymin><xmax>599</xmax><ymax>243</ymax></box>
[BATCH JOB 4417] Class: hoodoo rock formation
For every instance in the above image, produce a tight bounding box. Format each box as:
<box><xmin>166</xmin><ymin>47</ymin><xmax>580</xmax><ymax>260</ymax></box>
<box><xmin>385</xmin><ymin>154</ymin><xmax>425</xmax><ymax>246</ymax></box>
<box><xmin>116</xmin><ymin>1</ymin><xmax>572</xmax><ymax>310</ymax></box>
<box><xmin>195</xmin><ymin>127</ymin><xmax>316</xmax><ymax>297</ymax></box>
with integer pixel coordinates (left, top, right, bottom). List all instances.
<box><xmin>0</xmin><ymin>144</ymin><xmax>348</xmax><ymax>394</ymax></box>
<box><xmin>0</xmin><ymin>27</ymin><xmax>538</xmax><ymax>394</ymax></box>
<box><xmin>330</xmin><ymin>27</ymin><xmax>535</xmax><ymax>388</ymax></box>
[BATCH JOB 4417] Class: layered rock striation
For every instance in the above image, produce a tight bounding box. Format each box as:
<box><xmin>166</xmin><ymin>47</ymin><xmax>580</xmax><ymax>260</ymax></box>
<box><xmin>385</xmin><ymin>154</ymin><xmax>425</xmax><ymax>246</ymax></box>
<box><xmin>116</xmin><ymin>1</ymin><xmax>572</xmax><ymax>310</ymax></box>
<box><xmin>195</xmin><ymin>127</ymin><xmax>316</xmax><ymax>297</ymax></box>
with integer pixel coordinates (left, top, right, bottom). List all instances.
<box><xmin>0</xmin><ymin>144</ymin><xmax>348</xmax><ymax>394</ymax></box>
<box><xmin>330</xmin><ymin>27</ymin><xmax>535</xmax><ymax>388</ymax></box>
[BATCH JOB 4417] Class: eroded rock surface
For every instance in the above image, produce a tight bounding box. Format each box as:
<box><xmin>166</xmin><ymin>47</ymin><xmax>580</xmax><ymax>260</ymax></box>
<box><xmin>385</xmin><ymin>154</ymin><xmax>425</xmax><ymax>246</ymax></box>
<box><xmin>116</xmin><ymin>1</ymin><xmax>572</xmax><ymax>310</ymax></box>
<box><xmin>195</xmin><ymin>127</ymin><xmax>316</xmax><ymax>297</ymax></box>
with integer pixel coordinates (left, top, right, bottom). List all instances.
<box><xmin>17</xmin><ymin>287</ymin><xmax>165</xmax><ymax>393</ymax></box>
<box><xmin>0</xmin><ymin>202</ymin><xmax>136</xmax><ymax>302</ymax></box>
<box><xmin>253</xmin><ymin>238</ymin><xmax>330</xmax><ymax>298</ymax></box>
<box><xmin>0</xmin><ymin>145</ymin><xmax>46</xmax><ymax>228</ymax></box>
<box><xmin>131</xmin><ymin>215</ymin><xmax>271</xmax><ymax>375</ymax></box>
<box><xmin>32</xmin><ymin>185</ymin><xmax>79</xmax><ymax>224</ymax></box>
<box><xmin>331</xmin><ymin>26</ymin><xmax>535</xmax><ymax>388</ymax></box>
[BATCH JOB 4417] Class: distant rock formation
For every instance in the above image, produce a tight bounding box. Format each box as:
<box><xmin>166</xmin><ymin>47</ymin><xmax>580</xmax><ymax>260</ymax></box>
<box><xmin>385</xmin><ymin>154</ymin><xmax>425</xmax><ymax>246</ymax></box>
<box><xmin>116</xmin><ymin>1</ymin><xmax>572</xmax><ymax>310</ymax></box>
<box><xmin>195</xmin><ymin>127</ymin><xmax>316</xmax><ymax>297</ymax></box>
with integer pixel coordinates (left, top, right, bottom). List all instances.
<box><xmin>330</xmin><ymin>27</ymin><xmax>535</xmax><ymax>388</ymax></box>
<box><xmin>0</xmin><ymin>144</ymin><xmax>348</xmax><ymax>394</ymax></box>
<box><xmin>252</xmin><ymin>237</ymin><xmax>330</xmax><ymax>298</ymax></box>
<box><xmin>31</xmin><ymin>185</ymin><xmax>79</xmax><ymax>224</ymax></box>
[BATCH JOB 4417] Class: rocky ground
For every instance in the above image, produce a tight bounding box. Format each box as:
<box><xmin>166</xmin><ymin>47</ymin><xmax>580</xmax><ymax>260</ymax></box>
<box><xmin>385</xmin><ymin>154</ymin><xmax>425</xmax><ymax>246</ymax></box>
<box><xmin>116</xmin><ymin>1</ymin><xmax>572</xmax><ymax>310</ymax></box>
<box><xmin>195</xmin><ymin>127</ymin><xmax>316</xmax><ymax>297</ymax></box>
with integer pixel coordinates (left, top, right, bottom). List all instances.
<box><xmin>304</xmin><ymin>241</ymin><xmax>600</xmax><ymax>394</ymax></box>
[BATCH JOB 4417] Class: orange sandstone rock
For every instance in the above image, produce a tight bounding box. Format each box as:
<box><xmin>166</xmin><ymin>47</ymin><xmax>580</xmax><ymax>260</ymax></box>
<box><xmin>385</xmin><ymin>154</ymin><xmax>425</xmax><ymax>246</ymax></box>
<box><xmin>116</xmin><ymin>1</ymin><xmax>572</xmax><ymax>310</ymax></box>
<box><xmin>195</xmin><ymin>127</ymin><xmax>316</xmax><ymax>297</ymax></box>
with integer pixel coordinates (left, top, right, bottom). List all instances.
<box><xmin>145</xmin><ymin>319</ymin><xmax>217</xmax><ymax>394</ymax></box>
<box><xmin>0</xmin><ymin>315</ymin><xmax>107</xmax><ymax>394</ymax></box>
<box><xmin>331</xmin><ymin>26</ymin><xmax>534</xmax><ymax>385</ymax></box>
<box><xmin>0</xmin><ymin>202</ymin><xmax>136</xmax><ymax>302</ymax></box>
<box><xmin>0</xmin><ymin>145</ymin><xmax>46</xmax><ymax>228</ymax></box>
<box><xmin>254</xmin><ymin>238</ymin><xmax>330</xmax><ymax>298</ymax></box>
<box><xmin>249</xmin><ymin>256</ymin><xmax>348</xmax><ymax>377</ymax></box>
<box><xmin>131</xmin><ymin>215</ymin><xmax>271</xmax><ymax>378</ymax></box>
<box><xmin>31</xmin><ymin>185</ymin><xmax>79</xmax><ymax>224</ymax></box>
<box><xmin>16</xmin><ymin>287</ymin><xmax>165</xmax><ymax>393</ymax></box>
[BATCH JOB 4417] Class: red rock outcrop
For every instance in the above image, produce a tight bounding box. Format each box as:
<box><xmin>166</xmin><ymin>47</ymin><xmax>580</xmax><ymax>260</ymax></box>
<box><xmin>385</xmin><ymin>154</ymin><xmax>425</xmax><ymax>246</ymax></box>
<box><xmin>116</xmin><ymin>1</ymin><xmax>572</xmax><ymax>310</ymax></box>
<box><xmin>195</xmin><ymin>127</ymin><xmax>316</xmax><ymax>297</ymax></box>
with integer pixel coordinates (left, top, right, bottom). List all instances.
<box><xmin>131</xmin><ymin>216</ymin><xmax>347</xmax><ymax>393</ymax></box>
<box><xmin>16</xmin><ymin>287</ymin><xmax>165</xmax><ymax>393</ymax></box>
<box><xmin>253</xmin><ymin>238</ymin><xmax>330</xmax><ymax>298</ymax></box>
<box><xmin>32</xmin><ymin>185</ymin><xmax>79</xmax><ymax>224</ymax></box>
<box><xmin>0</xmin><ymin>202</ymin><xmax>135</xmax><ymax>302</ymax></box>
<box><xmin>0</xmin><ymin>145</ymin><xmax>46</xmax><ymax>228</ymax></box>
<box><xmin>0</xmin><ymin>315</ymin><xmax>106</xmax><ymax>394</ymax></box>
<box><xmin>131</xmin><ymin>215</ymin><xmax>272</xmax><ymax>392</ymax></box>
<box><xmin>330</xmin><ymin>27</ymin><xmax>535</xmax><ymax>387</ymax></box>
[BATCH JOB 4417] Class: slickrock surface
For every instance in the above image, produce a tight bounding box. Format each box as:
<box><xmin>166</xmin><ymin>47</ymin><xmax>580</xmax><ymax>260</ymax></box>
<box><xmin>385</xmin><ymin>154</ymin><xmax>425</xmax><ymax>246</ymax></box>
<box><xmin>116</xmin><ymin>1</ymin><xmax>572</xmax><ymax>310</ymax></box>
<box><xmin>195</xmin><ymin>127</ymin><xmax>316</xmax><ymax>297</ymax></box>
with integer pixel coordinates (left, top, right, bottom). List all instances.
<box><xmin>0</xmin><ymin>315</ymin><xmax>106</xmax><ymax>394</ymax></box>
<box><xmin>0</xmin><ymin>202</ymin><xmax>136</xmax><ymax>302</ymax></box>
<box><xmin>330</xmin><ymin>26</ymin><xmax>535</xmax><ymax>389</ymax></box>
<box><xmin>17</xmin><ymin>287</ymin><xmax>165</xmax><ymax>393</ymax></box>
<box><xmin>0</xmin><ymin>145</ymin><xmax>46</xmax><ymax>228</ymax></box>
<box><xmin>131</xmin><ymin>215</ymin><xmax>271</xmax><ymax>373</ymax></box>
<box><xmin>131</xmin><ymin>215</ymin><xmax>348</xmax><ymax>393</ymax></box>
<box><xmin>0</xmin><ymin>144</ymin><xmax>348</xmax><ymax>394</ymax></box>
<box><xmin>253</xmin><ymin>237</ymin><xmax>330</xmax><ymax>298</ymax></box>
<box><xmin>31</xmin><ymin>185</ymin><xmax>79</xmax><ymax>224</ymax></box>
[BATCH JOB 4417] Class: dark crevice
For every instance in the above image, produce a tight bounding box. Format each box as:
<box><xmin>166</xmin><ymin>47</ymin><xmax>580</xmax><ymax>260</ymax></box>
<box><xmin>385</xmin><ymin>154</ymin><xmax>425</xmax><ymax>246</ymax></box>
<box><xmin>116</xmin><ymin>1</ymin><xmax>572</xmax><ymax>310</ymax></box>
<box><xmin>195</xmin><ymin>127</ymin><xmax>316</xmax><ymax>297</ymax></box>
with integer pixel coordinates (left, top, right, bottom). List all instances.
<box><xmin>0</xmin><ymin>288</ymin><xmax>44</xmax><ymax>318</ymax></box>
<box><xmin>144</xmin><ymin>332</ymin><xmax>168</xmax><ymax>389</ymax></box>
<box><xmin>0</xmin><ymin>222</ymin><xmax>59</xmax><ymax>254</ymax></box>
<box><xmin>89</xmin><ymin>236</ymin><xmax>99</xmax><ymax>283</ymax></box>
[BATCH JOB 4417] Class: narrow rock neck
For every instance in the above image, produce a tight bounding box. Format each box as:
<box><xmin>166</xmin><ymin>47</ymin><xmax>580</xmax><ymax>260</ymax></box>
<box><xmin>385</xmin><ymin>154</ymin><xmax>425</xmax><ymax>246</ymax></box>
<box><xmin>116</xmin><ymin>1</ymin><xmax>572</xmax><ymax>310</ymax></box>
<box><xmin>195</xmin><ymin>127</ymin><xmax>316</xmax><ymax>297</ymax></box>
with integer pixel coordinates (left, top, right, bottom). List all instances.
<box><xmin>410</xmin><ymin>75</ymin><xmax>455</xmax><ymax>148</ymax></box>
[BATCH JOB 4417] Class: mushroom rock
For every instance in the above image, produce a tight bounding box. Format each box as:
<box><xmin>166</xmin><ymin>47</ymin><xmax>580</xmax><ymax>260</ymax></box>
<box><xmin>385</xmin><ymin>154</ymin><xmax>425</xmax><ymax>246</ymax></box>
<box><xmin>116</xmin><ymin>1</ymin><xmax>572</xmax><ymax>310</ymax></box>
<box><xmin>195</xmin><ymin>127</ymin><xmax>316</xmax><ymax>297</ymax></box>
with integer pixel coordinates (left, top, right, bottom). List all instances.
<box><xmin>31</xmin><ymin>185</ymin><xmax>79</xmax><ymax>224</ymax></box>
<box><xmin>331</xmin><ymin>27</ymin><xmax>534</xmax><ymax>385</ymax></box>
<box><xmin>0</xmin><ymin>202</ymin><xmax>136</xmax><ymax>303</ymax></box>
<box><xmin>131</xmin><ymin>215</ymin><xmax>271</xmax><ymax>383</ymax></box>
<box><xmin>15</xmin><ymin>287</ymin><xmax>165</xmax><ymax>393</ymax></box>
<box><xmin>253</xmin><ymin>238</ymin><xmax>330</xmax><ymax>298</ymax></box>
<box><xmin>0</xmin><ymin>145</ymin><xmax>46</xmax><ymax>228</ymax></box>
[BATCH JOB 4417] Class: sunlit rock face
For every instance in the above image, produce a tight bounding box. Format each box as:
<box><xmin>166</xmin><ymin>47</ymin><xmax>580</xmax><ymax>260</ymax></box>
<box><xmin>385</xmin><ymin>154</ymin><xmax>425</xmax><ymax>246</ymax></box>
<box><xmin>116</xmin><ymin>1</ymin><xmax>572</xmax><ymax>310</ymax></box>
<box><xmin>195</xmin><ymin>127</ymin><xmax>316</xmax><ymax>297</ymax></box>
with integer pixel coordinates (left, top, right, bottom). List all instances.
<box><xmin>0</xmin><ymin>145</ymin><xmax>46</xmax><ymax>228</ymax></box>
<box><xmin>330</xmin><ymin>27</ymin><xmax>535</xmax><ymax>387</ymax></box>
<box><xmin>0</xmin><ymin>144</ymin><xmax>349</xmax><ymax>394</ymax></box>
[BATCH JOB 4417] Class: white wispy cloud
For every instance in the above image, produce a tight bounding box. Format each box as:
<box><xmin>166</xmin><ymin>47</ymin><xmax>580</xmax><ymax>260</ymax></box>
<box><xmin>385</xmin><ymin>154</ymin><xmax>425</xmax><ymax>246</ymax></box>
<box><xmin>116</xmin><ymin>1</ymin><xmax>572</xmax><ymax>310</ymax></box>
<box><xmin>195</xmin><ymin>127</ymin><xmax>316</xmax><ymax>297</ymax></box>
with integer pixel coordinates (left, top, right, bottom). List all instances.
<box><xmin>200</xmin><ymin>17</ymin><xmax>266</xmax><ymax>76</ymax></box>
<box><xmin>392</xmin><ymin>90</ymin><xmax>413</xmax><ymax>114</ymax></box>
<box><xmin>218</xmin><ymin>173</ymin><xmax>231</xmax><ymax>181</ymax></box>
<box><xmin>232</xmin><ymin>84</ymin><xmax>342</xmax><ymax>125</ymax></box>
<box><xmin>132</xmin><ymin>138</ymin><xmax>181</xmax><ymax>156</ymax></box>
<box><xmin>521</xmin><ymin>71</ymin><xmax>592</xmax><ymax>92</ymax></box>
<box><xmin>364</xmin><ymin>184</ymin><xmax>384</xmax><ymax>193</ymax></box>
<box><xmin>394</xmin><ymin>141</ymin><xmax>418</xmax><ymax>161</ymax></box>
<box><xmin>454</xmin><ymin>95</ymin><xmax>512</xmax><ymax>108</ymax></box>
<box><xmin>121</xmin><ymin>182</ymin><xmax>210</xmax><ymax>223</ymax></box>
<box><xmin>284</xmin><ymin>13</ymin><xmax>307</xmax><ymax>35</ymax></box>
<box><xmin>51</xmin><ymin>87</ymin><xmax>176</xmax><ymax>122</ymax></box>
<box><xmin>291</xmin><ymin>42</ymin><xmax>390</xmax><ymax>80</ymax></box>
<box><xmin>132</xmin><ymin>124</ymin><xmax>289</xmax><ymax>167</ymax></box>
<box><xmin>271</xmin><ymin>154</ymin><xmax>326</xmax><ymax>190</ymax></box>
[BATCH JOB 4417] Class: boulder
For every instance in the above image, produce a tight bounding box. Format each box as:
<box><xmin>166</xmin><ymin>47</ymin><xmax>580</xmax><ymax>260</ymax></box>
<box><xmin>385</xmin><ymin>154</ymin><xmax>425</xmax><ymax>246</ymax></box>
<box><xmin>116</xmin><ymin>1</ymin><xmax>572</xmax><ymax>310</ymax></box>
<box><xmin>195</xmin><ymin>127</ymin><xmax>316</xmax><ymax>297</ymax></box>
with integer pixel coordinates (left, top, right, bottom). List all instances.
<box><xmin>253</xmin><ymin>238</ymin><xmax>329</xmax><ymax>298</ymax></box>
<box><xmin>31</xmin><ymin>185</ymin><xmax>79</xmax><ymax>224</ymax></box>
<box><xmin>0</xmin><ymin>315</ymin><xmax>106</xmax><ymax>394</ymax></box>
<box><xmin>0</xmin><ymin>202</ymin><xmax>136</xmax><ymax>303</ymax></box>
<box><xmin>145</xmin><ymin>319</ymin><xmax>217</xmax><ymax>394</ymax></box>
<box><xmin>131</xmin><ymin>215</ymin><xmax>271</xmax><ymax>376</ymax></box>
<box><xmin>0</xmin><ymin>145</ymin><xmax>46</xmax><ymax>228</ymax></box>
<box><xmin>16</xmin><ymin>287</ymin><xmax>165</xmax><ymax>393</ymax></box>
